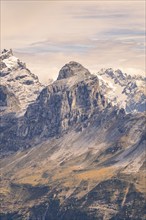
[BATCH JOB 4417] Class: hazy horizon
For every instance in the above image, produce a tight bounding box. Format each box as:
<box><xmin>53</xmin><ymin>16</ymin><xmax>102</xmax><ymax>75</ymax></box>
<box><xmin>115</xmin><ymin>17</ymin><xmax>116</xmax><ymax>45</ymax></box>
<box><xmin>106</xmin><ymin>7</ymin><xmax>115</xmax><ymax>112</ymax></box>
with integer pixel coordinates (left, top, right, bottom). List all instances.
<box><xmin>1</xmin><ymin>0</ymin><xmax>145</xmax><ymax>83</ymax></box>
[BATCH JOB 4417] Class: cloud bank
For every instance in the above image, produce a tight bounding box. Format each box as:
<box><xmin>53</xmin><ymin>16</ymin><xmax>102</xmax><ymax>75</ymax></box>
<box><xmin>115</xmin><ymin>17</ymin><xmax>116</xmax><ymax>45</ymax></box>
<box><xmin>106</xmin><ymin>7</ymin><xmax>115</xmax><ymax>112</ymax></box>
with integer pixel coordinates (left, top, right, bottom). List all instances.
<box><xmin>1</xmin><ymin>0</ymin><xmax>145</xmax><ymax>83</ymax></box>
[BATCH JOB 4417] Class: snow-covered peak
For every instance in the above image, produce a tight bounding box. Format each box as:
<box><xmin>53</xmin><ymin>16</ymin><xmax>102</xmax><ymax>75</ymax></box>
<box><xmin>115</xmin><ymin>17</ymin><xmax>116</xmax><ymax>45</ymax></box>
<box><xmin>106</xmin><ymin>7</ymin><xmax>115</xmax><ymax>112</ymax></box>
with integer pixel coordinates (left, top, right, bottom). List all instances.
<box><xmin>98</xmin><ymin>68</ymin><xmax>130</xmax><ymax>86</ymax></box>
<box><xmin>0</xmin><ymin>49</ymin><xmax>44</xmax><ymax>115</ymax></box>
<box><xmin>0</xmin><ymin>49</ymin><xmax>27</xmax><ymax>72</ymax></box>
<box><xmin>3</xmin><ymin>55</ymin><xmax>19</xmax><ymax>69</ymax></box>
<box><xmin>0</xmin><ymin>49</ymin><xmax>13</xmax><ymax>60</ymax></box>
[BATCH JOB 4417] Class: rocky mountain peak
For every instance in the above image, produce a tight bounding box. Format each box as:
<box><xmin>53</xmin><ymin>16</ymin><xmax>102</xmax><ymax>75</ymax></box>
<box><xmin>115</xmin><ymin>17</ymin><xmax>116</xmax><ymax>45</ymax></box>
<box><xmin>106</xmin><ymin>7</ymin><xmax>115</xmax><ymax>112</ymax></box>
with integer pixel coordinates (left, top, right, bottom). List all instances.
<box><xmin>57</xmin><ymin>61</ymin><xmax>91</xmax><ymax>80</ymax></box>
<box><xmin>0</xmin><ymin>49</ymin><xmax>26</xmax><ymax>72</ymax></box>
<box><xmin>0</xmin><ymin>49</ymin><xmax>13</xmax><ymax>60</ymax></box>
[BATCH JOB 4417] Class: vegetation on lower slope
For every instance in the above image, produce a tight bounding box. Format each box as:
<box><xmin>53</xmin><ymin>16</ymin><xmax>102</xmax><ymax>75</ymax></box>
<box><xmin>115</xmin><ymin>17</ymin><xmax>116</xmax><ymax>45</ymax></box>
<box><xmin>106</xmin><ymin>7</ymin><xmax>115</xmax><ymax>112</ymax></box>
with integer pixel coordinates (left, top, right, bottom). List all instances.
<box><xmin>0</xmin><ymin>112</ymin><xmax>145</xmax><ymax>219</ymax></box>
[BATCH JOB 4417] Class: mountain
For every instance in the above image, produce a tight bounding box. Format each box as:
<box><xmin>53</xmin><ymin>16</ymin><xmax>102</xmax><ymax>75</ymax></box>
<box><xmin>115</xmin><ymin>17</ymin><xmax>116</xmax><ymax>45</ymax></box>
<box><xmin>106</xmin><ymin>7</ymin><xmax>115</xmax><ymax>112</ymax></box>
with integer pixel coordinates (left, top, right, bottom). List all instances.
<box><xmin>22</xmin><ymin>61</ymin><xmax>108</xmax><ymax>138</ymax></box>
<box><xmin>0</xmin><ymin>49</ymin><xmax>43</xmax><ymax>115</ymax></box>
<box><xmin>1</xmin><ymin>60</ymin><xmax>109</xmax><ymax>153</ymax></box>
<box><xmin>97</xmin><ymin>68</ymin><xmax>146</xmax><ymax>113</ymax></box>
<box><xmin>0</xmin><ymin>51</ymin><xmax>146</xmax><ymax>220</ymax></box>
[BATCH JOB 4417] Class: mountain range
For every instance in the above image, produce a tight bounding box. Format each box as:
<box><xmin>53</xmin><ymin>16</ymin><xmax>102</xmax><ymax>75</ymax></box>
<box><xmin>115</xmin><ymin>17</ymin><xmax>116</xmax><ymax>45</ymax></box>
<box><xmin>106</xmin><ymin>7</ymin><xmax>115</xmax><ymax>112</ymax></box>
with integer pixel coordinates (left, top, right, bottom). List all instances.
<box><xmin>0</xmin><ymin>49</ymin><xmax>146</xmax><ymax>220</ymax></box>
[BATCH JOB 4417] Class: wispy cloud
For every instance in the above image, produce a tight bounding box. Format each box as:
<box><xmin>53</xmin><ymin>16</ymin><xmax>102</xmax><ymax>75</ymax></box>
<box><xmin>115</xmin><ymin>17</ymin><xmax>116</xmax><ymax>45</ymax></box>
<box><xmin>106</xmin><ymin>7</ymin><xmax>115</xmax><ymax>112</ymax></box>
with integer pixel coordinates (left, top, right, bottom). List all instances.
<box><xmin>105</xmin><ymin>29</ymin><xmax>145</xmax><ymax>37</ymax></box>
<box><xmin>16</xmin><ymin>41</ymin><xmax>95</xmax><ymax>54</ymax></box>
<box><xmin>1</xmin><ymin>0</ymin><xmax>145</xmax><ymax>83</ymax></box>
<box><xmin>73</xmin><ymin>13</ymin><xmax>128</xmax><ymax>19</ymax></box>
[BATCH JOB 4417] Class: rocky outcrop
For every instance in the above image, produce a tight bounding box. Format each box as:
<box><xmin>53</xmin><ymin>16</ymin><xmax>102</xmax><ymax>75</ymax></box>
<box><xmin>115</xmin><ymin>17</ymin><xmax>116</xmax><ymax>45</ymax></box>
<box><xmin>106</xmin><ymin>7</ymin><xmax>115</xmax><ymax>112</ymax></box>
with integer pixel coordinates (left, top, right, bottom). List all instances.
<box><xmin>57</xmin><ymin>61</ymin><xmax>91</xmax><ymax>80</ymax></box>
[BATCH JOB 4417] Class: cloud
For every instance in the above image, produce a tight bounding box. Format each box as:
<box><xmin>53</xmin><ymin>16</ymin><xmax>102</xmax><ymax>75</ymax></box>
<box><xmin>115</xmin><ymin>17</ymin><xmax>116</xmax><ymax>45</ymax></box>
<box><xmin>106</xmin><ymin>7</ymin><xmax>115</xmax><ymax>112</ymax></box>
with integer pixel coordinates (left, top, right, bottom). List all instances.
<box><xmin>16</xmin><ymin>41</ymin><xmax>95</xmax><ymax>54</ymax></box>
<box><xmin>73</xmin><ymin>13</ymin><xmax>128</xmax><ymax>19</ymax></box>
<box><xmin>105</xmin><ymin>28</ymin><xmax>145</xmax><ymax>37</ymax></box>
<box><xmin>1</xmin><ymin>0</ymin><xmax>145</xmax><ymax>83</ymax></box>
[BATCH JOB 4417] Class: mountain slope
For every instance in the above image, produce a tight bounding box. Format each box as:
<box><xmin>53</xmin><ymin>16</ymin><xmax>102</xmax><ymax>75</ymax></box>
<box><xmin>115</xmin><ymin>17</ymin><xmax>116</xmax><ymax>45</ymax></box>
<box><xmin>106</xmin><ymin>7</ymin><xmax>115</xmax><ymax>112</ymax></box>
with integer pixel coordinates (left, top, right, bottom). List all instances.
<box><xmin>0</xmin><ymin>109</ymin><xmax>145</xmax><ymax>219</ymax></box>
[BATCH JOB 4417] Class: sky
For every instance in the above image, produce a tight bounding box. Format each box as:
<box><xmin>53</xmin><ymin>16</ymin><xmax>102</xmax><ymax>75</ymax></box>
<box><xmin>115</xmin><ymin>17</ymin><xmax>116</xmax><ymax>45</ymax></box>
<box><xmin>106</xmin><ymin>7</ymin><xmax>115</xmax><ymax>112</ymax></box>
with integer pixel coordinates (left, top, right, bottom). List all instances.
<box><xmin>1</xmin><ymin>0</ymin><xmax>146</xmax><ymax>83</ymax></box>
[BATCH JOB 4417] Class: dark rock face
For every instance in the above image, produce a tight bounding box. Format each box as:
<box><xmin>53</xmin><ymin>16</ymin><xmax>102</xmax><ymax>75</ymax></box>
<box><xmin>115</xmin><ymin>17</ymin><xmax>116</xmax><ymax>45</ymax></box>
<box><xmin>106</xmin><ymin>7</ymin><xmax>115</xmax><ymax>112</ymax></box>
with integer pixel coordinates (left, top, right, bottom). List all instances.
<box><xmin>0</xmin><ymin>86</ymin><xmax>7</xmax><ymax>106</ymax></box>
<box><xmin>22</xmin><ymin>80</ymin><xmax>34</xmax><ymax>85</ymax></box>
<box><xmin>0</xmin><ymin>49</ymin><xmax>13</xmax><ymax>60</ymax></box>
<box><xmin>0</xmin><ymin>61</ymin><xmax>7</xmax><ymax>70</ymax></box>
<box><xmin>0</xmin><ymin>85</ymin><xmax>20</xmax><ymax>111</ymax></box>
<box><xmin>126</xmin><ymin>94</ymin><xmax>146</xmax><ymax>113</ymax></box>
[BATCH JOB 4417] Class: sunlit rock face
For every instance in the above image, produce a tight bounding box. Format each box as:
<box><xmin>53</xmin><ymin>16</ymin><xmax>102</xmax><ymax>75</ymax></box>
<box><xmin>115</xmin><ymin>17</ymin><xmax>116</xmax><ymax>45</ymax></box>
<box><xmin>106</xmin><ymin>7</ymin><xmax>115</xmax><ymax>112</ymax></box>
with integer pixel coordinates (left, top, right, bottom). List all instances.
<box><xmin>57</xmin><ymin>61</ymin><xmax>91</xmax><ymax>80</ymax></box>
<box><xmin>23</xmin><ymin>61</ymin><xmax>107</xmax><ymax>139</ymax></box>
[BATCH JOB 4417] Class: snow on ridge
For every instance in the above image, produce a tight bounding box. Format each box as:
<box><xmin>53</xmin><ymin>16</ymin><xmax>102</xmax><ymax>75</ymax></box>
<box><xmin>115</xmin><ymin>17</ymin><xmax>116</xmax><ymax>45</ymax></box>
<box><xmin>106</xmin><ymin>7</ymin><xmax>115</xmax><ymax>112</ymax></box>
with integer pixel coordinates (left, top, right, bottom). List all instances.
<box><xmin>96</xmin><ymin>68</ymin><xmax>146</xmax><ymax>113</ymax></box>
<box><xmin>0</xmin><ymin>49</ymin><xmax>44</xmax><ymax>115</ymax></box>
<box><xmin>3</xmin><ymin>56</ymin><xmax>19</xmax><ymax>69</ymax></box>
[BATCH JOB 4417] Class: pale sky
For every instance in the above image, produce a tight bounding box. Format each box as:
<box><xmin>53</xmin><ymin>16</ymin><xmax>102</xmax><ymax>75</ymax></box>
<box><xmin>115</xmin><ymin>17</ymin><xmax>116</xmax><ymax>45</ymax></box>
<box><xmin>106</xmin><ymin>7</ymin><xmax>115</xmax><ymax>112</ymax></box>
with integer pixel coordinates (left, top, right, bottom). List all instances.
<box><xmin>1</xmin><ymin>0</ymin><xmax>146</xmax><ymax>83</ymax></box>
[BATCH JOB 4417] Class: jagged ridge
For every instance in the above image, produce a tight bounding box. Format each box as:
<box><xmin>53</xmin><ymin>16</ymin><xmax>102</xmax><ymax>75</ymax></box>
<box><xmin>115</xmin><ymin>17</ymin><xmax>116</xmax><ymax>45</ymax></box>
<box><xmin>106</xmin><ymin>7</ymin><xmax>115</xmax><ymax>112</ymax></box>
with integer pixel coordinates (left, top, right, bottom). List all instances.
<box><xmin>0</xmin><ymin>49</ymin><xmax>44</xmax><ymax>115</ymax></box>
<box><xmin>97</xmin><ymin>68</ymin><xmax>146</xmax><ymax>112</ymax></box>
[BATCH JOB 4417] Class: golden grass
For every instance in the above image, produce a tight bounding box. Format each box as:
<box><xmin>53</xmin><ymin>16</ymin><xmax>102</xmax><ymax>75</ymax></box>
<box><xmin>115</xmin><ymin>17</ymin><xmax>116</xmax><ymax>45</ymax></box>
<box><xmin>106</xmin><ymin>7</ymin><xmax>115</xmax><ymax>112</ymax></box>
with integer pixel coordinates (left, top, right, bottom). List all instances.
<box><xmin>13</xmin><ymin>166</ymin><xmax>50</xmax><ymax>186</ymax></box>
<box><xmin>76</xmin><ymin>167</ymin><xmax>115</xmax><ymax>181</ymax></box>
<box><xmin>135</xmin><ymin>172</ymin><xmax>146</xmax><ymax>193</ymax></box>
<box><xmin>0</xmin><ymin>187</ymin><xmax>10</xmax><ymax>195</ymax></box>
<box><xmin>16</xmin><ymin>174</ymin><xmax>43</xmax><ymax>186</ymax></box>
<box><xmin>52</xmin><ymin>165</ymin><xmax>81</xmax><ymax>181</ymax></box>
<box><xmin>13</xmin><ymin>164</ymin><xmax>116</xmax><ymax>190</ymax></box>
